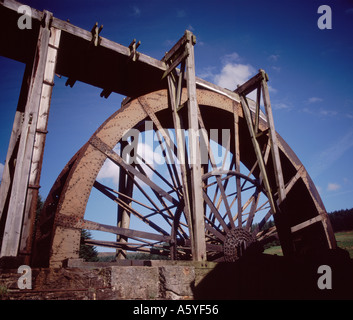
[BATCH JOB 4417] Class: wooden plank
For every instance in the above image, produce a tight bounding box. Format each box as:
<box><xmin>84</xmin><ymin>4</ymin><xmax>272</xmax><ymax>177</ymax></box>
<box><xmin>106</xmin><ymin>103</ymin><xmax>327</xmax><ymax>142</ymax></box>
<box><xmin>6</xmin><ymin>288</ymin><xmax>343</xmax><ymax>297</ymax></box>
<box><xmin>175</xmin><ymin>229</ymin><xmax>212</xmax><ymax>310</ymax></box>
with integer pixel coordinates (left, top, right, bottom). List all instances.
<box><xmin>1</xmin><ymin>0</ymin><xmax>43</xmax><ymax>21</ymax></box>
<box><xmin>162</xmin><ymin>49</ymin><xmax>189</xmax><ymax>79</ymax></box>
<box><xmin>185</xmin><ymin>31</ymin><xmax>206</xmax><ymax>261</ymax></box>
<box><xmin>56</xmin><ymin>214</ymin><xmax>171</xmax><ymax>243</ymax></box>
<box><xmin>233</xmin><ymin>102</ymin><xmax>243</xmax><ymax>227</ymax></box>
<box><xmin>0</xmin><ymin>11</ymin><xmax>52</xmax><ymax>258</ymax></box>
<box><xmin>1</xmin><ymin>0</ymin><xmax>265</xmax><ymax>113</ymax></box>
<box><xmin>245</xmin><ymin>190</ymin><xmax>260</xmax><ymax>231</ymax></box>
<box><xmin>260</xmin><ymin>70</ymin><xmax>286</xmax><ymax>203</ymax></box>
<box><xmin>162</xmin><ymin>32</ymin><xmax>188</xmax><ymax>62</ymax></box>
<box><xmin>0</xmin><ymin>62</ymin><xmax>33</xmax><ymax>224</ymax></box>
<box><xmin>20</xmin><ymin>27</ymin><xmax>61</xmax><ymax>258</ymax></box>
<box><xmin>116</xmin><ymin>140</ymin><xmax>133</xmax><ymax>260</ymax></box>
<box><xmin>167</xmin><ymin>64</ymin><xmax>195</xmax><ymax>255</ymax></box>
<box><xmin>290</xmin><ymin>215</ymin><xmax>323</xmax><ymax>233</ymax></box>
<box><xmin>203</xmin><ymin>190</ymin><xmax>229</xmax><ymax>232</ymax></box>
<box><xmin>84</xmin><ymin>239</ymin><xmax>169</xmax><ymax>254</ymax></box>
<box><xmin>239</xmin><ymin>94</ymin><xmax>277</xmax><ymax>214</ymax></box>
<box><xmin>254</xmin><ymin>84</ymin><xmax>261</xmax><ymax>134</ymax></box>
<box><xmin>198</xmin><ymin>109</ymin><xmax>235</xmax><ymax>230</ymax></box>
<box><xmin>234</xmin><ymin>71</ymin><xmax>264</xmax><ymax>97</ymax></box>
<box><xmin>284</xmin><ymin>165</ymin><xmax>304</xmax><ymax>195</ymax></box>
<box><xmin>204</xmin><ymin>222</ymin><xmax>225</xmax><ymax>242</ymax></box>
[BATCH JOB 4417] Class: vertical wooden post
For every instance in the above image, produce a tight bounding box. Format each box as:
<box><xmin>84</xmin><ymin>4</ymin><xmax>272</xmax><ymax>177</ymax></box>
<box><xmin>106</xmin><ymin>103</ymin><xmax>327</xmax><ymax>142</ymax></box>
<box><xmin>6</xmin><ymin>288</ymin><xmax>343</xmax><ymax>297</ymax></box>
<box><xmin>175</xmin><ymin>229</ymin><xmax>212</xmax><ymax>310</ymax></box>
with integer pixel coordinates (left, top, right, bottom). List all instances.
<box><xmin>164</xmin><ymin>30</ymin><xmax>206</xmax><ymax>261</ymax></box>
<box><xmin>259</xmin><ymin>70</ymin><xmax>286</xmax><ymax>203</ymax></box>
<box><xmin>235</xmin><ymin>70</ymin><xmax>293</xmax><ymax>255</ymax></box>
<box><xmin>184</xmin><ymin>31</ymin><xmax>206</xmax><ymax>261</ymax></box>
<box><xmin>116</xmin><ymin>140</ymin><xmax>133</xmax><ymax>260</ymax></box>
<box><xmin>0</xmin><ymin>11</ymin><xmax>55</xmax><ymax>259</ymax></box>
<box><xmin>0</xmin><ymin>62</ymin><xmax>33</xmax><ymax>231</ymax></box>
<box><xmin>233</xmin><ymin>102</ymin><xmax>242</xmax><ymax>227</ymax></box>
<box><xmin>20</xmin><ymin>26</ymin><xmax>61</xmax><ymax>262</ymax></box>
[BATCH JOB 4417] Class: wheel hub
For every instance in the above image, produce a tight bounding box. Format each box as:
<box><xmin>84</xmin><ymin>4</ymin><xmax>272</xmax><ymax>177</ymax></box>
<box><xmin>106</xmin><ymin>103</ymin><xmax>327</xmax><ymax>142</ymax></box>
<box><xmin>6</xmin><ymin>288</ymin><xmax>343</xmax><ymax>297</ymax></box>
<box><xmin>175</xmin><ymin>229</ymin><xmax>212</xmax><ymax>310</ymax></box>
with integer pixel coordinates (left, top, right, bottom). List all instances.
<box><xmin>223</xmin><ymin>227</ymin><xmax>257</xmax><ymax>262</ymax></box>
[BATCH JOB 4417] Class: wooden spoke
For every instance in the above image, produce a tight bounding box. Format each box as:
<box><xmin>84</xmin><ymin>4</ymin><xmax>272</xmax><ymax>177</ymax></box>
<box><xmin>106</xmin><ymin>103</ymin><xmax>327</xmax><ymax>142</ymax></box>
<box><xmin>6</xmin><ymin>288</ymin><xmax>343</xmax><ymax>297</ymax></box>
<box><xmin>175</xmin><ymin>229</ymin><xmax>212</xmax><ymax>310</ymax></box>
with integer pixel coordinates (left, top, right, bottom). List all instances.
<box><xmin>93</xmin><ymin>181</ymin><xmax>170</xmax><ymax>236</ymax></box>
<box><xmin>90</xmin><ymin>135</ymin><xmax>180</xmax><ymax>207</ymax></box>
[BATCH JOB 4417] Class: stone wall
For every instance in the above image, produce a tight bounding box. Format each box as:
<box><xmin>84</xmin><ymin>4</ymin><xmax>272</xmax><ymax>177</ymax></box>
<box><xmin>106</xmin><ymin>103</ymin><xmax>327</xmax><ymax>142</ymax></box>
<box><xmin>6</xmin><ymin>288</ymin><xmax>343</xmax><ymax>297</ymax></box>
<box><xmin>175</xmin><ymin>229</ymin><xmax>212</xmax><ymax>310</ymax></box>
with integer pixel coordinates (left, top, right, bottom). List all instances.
<box><xmin>0</xmin><ymin>261</ymin><xmax>215</xmax><ymax>300</ymax></box>
<box><xmin>1</xmin><ymin>252</ymin><xmax>353</xmax><ymax>300</ymax></box>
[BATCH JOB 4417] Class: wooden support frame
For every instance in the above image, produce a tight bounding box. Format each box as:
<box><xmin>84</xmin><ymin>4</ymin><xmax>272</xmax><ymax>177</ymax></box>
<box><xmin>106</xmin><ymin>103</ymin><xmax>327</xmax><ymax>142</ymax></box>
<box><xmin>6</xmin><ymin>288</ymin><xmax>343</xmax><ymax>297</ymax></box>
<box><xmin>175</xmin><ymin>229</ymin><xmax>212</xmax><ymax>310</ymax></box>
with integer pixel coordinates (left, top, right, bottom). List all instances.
<box><xmin>0</xmin><ymin>11</ymin><xmax>59</xmax><ymax>260</ymax></box>
<box><xmin>163</xmin><ymin>30</ymin><xmax>206</xmax><ymax>261</ymax></box>
<box><xmin>235</xmin><ymin>70</ymin><xmax>286</xmax><ymax>212</ymax></box>
<box><xmin>235</xmin><ymin>70</ymin><xmax>294</xmax><ymax>255</ymax></box>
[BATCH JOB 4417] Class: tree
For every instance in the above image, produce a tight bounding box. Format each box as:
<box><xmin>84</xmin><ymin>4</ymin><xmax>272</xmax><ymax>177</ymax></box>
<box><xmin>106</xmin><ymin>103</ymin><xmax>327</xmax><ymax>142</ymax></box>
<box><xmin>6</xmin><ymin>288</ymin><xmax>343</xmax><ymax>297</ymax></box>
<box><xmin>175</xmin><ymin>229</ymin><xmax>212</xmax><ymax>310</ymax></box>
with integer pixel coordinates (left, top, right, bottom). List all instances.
<box><xmin>328</xmin><ymin>208</ymin><xmax>353</xmax><ymax>232</ymax></box>
<box><xmin>35</xmin><ymin>194</ymin><xmax>98</xmax><ymax>262</ymax></box>
<box><xmin>79</xmin><ymin>229</ymin><xmax>99</xmax><ymax>262</ymax></box>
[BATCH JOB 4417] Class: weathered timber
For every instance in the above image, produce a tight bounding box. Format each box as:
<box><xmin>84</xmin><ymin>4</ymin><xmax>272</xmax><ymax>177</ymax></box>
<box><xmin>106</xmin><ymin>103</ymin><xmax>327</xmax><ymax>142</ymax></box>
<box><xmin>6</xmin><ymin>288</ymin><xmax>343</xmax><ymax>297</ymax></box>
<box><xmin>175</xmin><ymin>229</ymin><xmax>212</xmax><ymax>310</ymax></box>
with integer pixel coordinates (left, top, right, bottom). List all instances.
<box><xmin>0</xmin><ymin>11</ymin><xmax>53</xmax><ymax>258</ymax></box>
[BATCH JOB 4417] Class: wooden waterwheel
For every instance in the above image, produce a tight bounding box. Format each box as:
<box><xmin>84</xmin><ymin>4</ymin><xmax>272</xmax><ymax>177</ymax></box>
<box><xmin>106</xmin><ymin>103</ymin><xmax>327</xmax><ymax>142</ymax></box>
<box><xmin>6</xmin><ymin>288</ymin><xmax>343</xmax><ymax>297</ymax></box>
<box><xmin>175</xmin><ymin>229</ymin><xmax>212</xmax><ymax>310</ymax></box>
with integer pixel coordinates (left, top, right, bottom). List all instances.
<box><xmin>0</xmin><ymin>3</ymin><xmax>338</xmax><ymax>271</ymax></box>
<box><xmin>32</xmin><ymin>76</ymin><xmax>336</xmax><ymax>267</ymax></box>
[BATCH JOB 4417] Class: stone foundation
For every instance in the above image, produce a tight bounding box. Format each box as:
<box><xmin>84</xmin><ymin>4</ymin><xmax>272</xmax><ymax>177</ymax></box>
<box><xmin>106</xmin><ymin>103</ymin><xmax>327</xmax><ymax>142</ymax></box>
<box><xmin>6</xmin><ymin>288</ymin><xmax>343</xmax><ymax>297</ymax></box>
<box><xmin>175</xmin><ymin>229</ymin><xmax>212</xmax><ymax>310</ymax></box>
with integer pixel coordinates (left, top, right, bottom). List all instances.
<box><xmin>1</xmin><ymin>252</ymin><xmax>353</xmax><ymax>300</ymax></box>
<box><xmin>0</xmin><ymin>260</ymin><xmax>216</xmax><ymax>300</ymax></box>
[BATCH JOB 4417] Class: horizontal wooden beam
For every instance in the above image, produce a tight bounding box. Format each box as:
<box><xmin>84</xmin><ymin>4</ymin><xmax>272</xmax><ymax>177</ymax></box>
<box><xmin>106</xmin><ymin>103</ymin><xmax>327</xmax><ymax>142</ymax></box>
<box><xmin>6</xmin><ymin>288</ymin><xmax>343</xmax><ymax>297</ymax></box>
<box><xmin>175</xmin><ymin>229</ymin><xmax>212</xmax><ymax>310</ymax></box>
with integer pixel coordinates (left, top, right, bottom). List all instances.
<box><xmin>234</xmin><ymin>71</ymin><xmax>266</xmax><ymax>97</ymax></box>
<box><xmin>55</xmin><ymin>214</ymin><xmax>172</xmax><ymax>243</ymax></box>
<box><xmin>0</xmin><ymin>0</ymin><xmax>262</xmax><ymax>111</ymax></box>
<box><xmin>290</xmin><ymin>215</ymin><xmax>323</xmax><ymax>233</ymax></box>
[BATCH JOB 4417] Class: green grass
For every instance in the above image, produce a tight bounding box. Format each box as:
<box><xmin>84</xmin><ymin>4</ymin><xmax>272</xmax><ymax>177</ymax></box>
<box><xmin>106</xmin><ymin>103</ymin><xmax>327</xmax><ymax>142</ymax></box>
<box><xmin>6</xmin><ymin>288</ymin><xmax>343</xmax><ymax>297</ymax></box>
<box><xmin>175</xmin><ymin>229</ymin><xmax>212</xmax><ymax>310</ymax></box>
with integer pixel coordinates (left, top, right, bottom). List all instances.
<box><xmin>335</xmin><ymin>230</ymin><xmax>353</xmax><ymax>258</ymax></box>
<box><xmin>263</xmin><ymin>230</ymin><xmax>353</xmax><ymax>258</ymax></box>
<box><xmin>263</xmin><ymin>245</ymin><xmax>283</xmax><ymax>256</ymax></box>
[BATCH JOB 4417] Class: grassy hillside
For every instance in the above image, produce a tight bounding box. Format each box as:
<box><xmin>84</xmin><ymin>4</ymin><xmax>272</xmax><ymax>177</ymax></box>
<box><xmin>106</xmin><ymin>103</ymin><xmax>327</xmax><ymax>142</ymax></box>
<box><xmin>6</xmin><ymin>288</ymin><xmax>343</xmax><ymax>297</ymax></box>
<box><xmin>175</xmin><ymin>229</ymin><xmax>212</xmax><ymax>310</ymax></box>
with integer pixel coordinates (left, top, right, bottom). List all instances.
<box><xmin>264</xmin><ymin>230</ymin><xmax>353</xmax><ymax>258</ymax></box>
<box><xmin>335</xmin><ymin>231</ymin><xmax>353</xmax><ymax>258</ymax></box>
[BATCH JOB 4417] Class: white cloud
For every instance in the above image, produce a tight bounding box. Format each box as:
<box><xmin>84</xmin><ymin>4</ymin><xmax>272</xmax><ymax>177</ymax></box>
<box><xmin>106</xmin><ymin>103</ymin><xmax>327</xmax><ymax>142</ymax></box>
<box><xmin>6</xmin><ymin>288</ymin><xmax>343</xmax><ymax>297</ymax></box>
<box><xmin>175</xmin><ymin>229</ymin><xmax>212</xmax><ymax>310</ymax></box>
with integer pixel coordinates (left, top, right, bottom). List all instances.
<box><xmin>214</xmin><ymin>63</ymin><xmax>256</xmax><ymax>91</ymax></box>
<box><xmin>307</xmin><ymin>97</ymin><xmax>323</xmax><ymax>104</ymax></box>
<box><xmin>97</xmin><ymin>158</ymin><xmax>121</xmax><ymax>186</ymax></box>
<box><xmin>96</xmin><ymin>143</ymin><xmax>163</xmax><ymax>187</ymax></box>
<box><xmin>137</xmin><ymin>142</ymin><xmax>163</xmax><ymax>166</ymax></box>
<box><xmin>201</xmin><ymin>52</ymin><xmax>277</xmax><ymax>100</ymax></box>
<box><xmin>221</xmin><ymin>52</ymin><xmax>241</xmax><ymax>64</ymax></box>
<box><xmin>327</xmin><ymin>183</ymin><xmax>341</xmax><ymax>191</ymax></box>
<box><xmin>97</xmin><ymin>144</ymin><xmax>121</xmax><ymax>186</ymax></box>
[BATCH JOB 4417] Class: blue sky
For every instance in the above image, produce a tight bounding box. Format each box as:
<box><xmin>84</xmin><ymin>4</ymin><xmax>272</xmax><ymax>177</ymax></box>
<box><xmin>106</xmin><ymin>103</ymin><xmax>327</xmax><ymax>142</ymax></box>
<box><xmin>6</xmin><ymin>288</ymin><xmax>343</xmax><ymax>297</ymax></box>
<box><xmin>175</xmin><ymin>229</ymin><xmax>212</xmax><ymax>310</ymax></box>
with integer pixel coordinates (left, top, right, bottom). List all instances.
<box><xmin>1</xmin><ymin>0</ymin><xmax>353</xmax><ymax>217</ymax></box>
